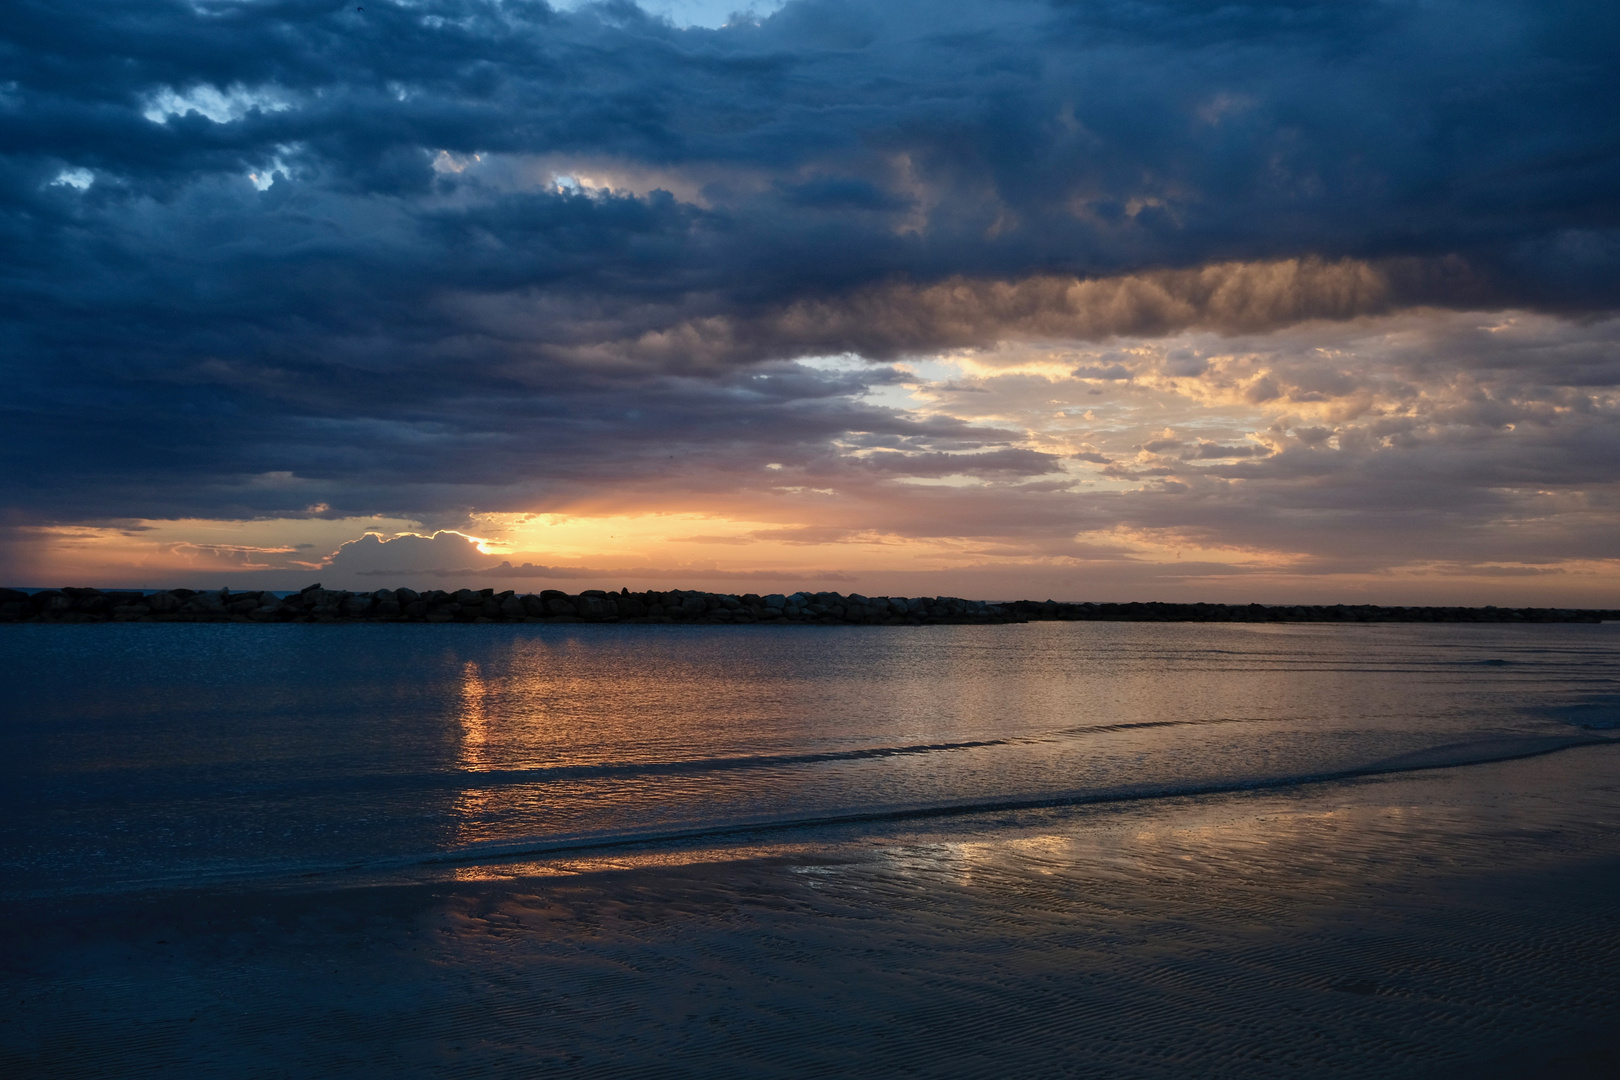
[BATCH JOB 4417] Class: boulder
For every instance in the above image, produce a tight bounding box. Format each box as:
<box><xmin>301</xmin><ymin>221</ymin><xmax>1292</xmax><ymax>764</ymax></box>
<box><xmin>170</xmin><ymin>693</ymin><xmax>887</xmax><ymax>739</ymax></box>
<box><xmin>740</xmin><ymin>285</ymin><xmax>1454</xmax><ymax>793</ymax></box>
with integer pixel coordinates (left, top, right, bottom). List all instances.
<box><xmin>14</xmin><ymin>583</ymin><xmax>1614</xmax><ymax>627</ymax></box>
<box><xmin>576</xmin><ymin>595</ymin><xmax>615</xmax><ymax>619</ymax></box>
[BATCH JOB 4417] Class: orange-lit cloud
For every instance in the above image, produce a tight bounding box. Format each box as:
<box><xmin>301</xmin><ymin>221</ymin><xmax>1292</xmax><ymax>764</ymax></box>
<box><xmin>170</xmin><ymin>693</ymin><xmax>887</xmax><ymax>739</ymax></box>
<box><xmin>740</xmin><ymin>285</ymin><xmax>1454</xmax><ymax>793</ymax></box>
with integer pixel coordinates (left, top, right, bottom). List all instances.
<box><xmin>8</xmin><ymin>1</ymin><xmax>1619</xmax><ymax>605</ymax></box>
<box><xmin>12</xmin><ymin>303</ymin><xmax>1619</xmax><ymax>605</ymax></box>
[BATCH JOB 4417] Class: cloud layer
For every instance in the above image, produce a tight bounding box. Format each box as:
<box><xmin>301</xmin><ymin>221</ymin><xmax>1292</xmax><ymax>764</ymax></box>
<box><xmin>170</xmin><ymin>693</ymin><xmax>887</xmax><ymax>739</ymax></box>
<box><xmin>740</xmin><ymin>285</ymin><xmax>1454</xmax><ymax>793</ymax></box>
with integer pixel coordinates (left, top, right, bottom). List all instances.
<box><xmin>2</xmin><ymin>0</ymin><xmax>1618</xmax><ymax>598</ymax></box>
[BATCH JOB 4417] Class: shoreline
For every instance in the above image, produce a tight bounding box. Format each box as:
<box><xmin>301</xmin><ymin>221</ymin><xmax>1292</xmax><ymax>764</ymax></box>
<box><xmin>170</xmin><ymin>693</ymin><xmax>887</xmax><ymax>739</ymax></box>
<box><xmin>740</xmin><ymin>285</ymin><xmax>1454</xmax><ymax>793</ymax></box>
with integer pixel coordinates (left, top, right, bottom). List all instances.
<box><xmin>4</xmin><ymin>585</ymin><xmax>1617</xmax><ymax>625</ymax></box>
<box><xmin>8</xmin><ymin>748</ymin><xmax>1620</xmax><ymax>1078</ymax></box>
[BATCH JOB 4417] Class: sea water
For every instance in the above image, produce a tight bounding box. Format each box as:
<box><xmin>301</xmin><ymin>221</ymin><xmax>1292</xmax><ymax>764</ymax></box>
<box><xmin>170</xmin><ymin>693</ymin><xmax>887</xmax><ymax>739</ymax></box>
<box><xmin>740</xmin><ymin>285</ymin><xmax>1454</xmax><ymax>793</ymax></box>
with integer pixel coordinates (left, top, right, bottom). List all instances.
<box><xmin>3</xmin><ymin>621</ymin><xmax>1620</xmax><ymax>1077</ymax></box>
<box><xmin>2</xmin><ymin>620</ymin><xmax>1616</xmax><ymax>896</ymax></box>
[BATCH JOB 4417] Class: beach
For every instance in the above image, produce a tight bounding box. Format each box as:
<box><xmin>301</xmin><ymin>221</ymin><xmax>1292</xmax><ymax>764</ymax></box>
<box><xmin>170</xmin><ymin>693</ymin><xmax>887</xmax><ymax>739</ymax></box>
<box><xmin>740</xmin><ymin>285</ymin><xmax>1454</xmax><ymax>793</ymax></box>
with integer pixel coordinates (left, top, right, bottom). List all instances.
<box><xmin>3</xmin><ymin>621</ymin><xmax>1618</xmax><ymax>1077</ymax></box>
<box><xmin>7</xmin><ymin>748</ymin><xmax>1620</xmax><ymax>1078</ymax></box>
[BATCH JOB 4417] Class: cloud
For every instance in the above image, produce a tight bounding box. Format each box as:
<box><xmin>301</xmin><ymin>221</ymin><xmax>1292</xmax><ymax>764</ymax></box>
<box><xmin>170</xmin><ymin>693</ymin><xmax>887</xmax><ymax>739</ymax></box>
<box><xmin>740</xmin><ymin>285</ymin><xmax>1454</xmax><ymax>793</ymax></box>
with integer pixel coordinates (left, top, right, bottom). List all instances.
<box><xmin>1184</xmin><ymin>442</ymin><xmax>1267</xmax><ymax>460</ymax></box>
<box><xmin>853</xmin><ymin>448</ymin><xmax>1064</xmax><ymax>478</ymax></box>
<box><xmin>323</xmin><ymin>531</ymin><xmax>488</xmax><ymax>576</ymax></box>
<box><xmin>141</xmin><ymin>83</ymin><xmax>293</xmax><ymax>125</ymax></box>
<box><xmin>578</xmin><ymin>256</ymin><xmax>1402</xmax><ymax>370</ymax></box>
<box><xmin>317</xmin><ymin>528</ymin><xmax>861</xmax><ymax>585</ymax></box>
<box><xmin>49</xmin><ymin>167</ymin><xmax>93</xmax><ymax>190</ymax></box>
<box><xmin>2</xmin><ymin>0</ymin><xmax>1618</xmax><ymax>600</ymax></box>
<box><xmin>471</xmin><ymin>562</ymin><xmax>859</xmax><ymax>583</ymax></box>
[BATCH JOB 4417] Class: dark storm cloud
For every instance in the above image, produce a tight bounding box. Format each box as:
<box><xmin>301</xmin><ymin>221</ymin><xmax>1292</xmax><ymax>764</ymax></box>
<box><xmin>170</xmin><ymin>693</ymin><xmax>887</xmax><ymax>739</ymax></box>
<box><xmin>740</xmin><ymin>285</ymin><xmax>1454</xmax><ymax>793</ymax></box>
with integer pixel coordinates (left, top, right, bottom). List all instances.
<box><xmin>3</xmin><ymin>355</ymin><xmax>1021</xmax><ymax>522</ymax></box>
<box><xmin>2</xmin><ymin>0</ymin><xmax>1618</xmax><ymax>524</ymax></box>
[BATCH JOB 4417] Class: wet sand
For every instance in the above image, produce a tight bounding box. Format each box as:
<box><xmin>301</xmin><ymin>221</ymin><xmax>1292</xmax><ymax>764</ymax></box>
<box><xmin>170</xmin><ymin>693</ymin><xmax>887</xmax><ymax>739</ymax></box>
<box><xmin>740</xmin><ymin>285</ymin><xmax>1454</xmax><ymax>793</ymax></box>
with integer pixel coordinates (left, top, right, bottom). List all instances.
<box><xmin>5</xmin><ymin>743</ymin><xmax>1620</xmax><ymax>1078</ymax></box>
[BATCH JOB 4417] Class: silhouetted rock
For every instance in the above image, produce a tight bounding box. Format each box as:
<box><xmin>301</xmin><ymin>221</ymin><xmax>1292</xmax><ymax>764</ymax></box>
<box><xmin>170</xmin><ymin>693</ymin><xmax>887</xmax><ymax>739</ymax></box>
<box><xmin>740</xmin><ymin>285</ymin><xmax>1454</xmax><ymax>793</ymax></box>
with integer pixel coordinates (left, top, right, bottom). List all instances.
<box><xmin>1</xmin><ymin>587</ymin><xmax>1615</xmax><ymax>627</ymax></box>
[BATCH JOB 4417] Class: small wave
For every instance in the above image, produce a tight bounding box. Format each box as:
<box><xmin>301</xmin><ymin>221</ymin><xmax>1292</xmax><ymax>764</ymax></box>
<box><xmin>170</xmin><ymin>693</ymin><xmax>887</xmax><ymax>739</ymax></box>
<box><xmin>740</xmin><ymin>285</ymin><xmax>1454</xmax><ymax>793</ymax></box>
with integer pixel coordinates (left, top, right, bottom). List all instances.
<box><xmin>17</xmin><ymin>731</ymin><xmax>1615</xmax><ymax>901</ymax></box>
<box><xmin>462</xmin><ymin>738</ymin><xmax>1015</xmax><ymax>781</ymax></box>
<box><xmin>338</xmin><ymin>715</ymin><xmax>1292</xmax><ymax>792</ymax></box>
<box><xmin>5</xmin><ymin>739</ymin><xmax>1021</xmax><ymax>807</ymax></box>
<box><xmin>16</xmin><ymin>719</ymin><xmax>1289</xmax><ymax>808</ymax></box>
<box><xmin>1359</xmin><ymin>735</ymin><xmax>1597</xmax><ymax>771</ymax></box>
<box><xmin>367</xmin><ymin>738</ymin><xmax>1024</xmax><ymax>793</ymax></box>
<box><xmin>1047</xmin><ymin>716</ymin><xmax>1276</xmax><ymax>737</ymax></box>
<box><xmin>404</xmin><ymin>731</ymin><xmax>1618</xmax><ymax>871</ymax></box>
<box><xmin>446</xmin><ymin>716</ymin><xmax>1281</xmax><ymax>787</ymax></box>
<box><xmin>398</xmin><ymin>716</ymin><xmax>1283</xmax><ymax>788</ymax></box>
<box><xmin>1528</xmin><ymin>696</ymin><xmax>1620</xmax><ymax>731</ymax></box>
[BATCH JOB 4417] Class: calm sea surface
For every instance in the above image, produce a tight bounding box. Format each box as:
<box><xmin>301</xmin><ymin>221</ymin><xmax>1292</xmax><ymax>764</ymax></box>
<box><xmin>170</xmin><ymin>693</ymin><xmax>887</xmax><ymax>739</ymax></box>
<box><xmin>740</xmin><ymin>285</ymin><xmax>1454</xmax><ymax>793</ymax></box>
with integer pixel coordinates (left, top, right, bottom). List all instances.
<box><xmin>2</xmin><ymin>620</ymin><xmax>1615</xmax><ymax>896</ymax></box>
<box><xmin>4</xmin><ymin>621</ymin><xmax>1620</xmax><ymax>1078</ymax></box>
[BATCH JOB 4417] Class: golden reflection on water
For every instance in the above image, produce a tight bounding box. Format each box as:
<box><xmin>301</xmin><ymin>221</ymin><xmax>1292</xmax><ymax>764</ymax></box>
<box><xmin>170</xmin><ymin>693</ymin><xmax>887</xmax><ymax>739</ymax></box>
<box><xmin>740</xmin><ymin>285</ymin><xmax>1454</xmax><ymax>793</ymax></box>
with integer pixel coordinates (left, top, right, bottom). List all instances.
<box><xmin>419</xmin><ymin>624</ymin><xmax>1615</xmax><ymax>880</ymax></box>
<box><xmin>446</xmin><ymin>641</ymin><xmax>778</xmax><ymax>849</ymax></box>
<box><xmin>447</xmin><ymin>842</ymin><xmax>829</xmax><ymax>883</ymax></box>
<box><xmin>451</xmin><ymin>636</ymin><xmax>793</xmax><ymax>771</ymax></box>
<box><xmin>457</xmin><ymin>659</ymin><xmax>494</xmax><ymax>769</ymax></box>
<box><xmin>452</xmin><ymin>659</ymin><xmax>508</xmax><ymax>846</ymax></box>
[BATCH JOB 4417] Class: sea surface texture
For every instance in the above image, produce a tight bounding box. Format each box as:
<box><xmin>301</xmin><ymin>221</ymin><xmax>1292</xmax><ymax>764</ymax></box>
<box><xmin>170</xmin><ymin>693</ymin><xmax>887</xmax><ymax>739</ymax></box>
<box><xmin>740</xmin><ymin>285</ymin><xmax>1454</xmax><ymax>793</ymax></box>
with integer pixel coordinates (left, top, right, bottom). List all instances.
<box><xmin>3</xmin><ymin>621</ymin><xmax>1619</xmax><ymax>1077</ymax></box>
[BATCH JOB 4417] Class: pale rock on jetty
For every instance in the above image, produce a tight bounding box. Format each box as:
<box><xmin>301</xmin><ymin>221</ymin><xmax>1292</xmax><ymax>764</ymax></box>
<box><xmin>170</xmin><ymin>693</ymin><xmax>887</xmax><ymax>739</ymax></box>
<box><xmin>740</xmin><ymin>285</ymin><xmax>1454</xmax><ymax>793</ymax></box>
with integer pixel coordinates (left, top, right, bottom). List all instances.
<box><xmin>1</xmin><ymin>587</ymin><xmax>1616</xmax><ymax>624</ymax></box>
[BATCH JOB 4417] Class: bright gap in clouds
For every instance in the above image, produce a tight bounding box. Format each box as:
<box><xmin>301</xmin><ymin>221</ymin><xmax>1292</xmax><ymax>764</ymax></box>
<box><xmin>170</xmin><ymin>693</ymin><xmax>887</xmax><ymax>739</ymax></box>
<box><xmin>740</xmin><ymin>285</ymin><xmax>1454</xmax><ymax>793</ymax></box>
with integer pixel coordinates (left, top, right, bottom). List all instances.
<box><xmin>556</xmin><ymin>0</ymin><xmax>786</xmax><ymax>28</ymax></box>
<box><xmin>141</xmin><ymin>84</ymin><xmax>293</xmax><ymax>124</ymax></box>
<box><xmin>50</xmin><ymin>168</ymin><xmax>94</xmax><ymax>190</ymax></box>
<box><xmin>13</xmin><ymin>308</ymin><xmax>1618</xmax><ymax>605</ymax></box>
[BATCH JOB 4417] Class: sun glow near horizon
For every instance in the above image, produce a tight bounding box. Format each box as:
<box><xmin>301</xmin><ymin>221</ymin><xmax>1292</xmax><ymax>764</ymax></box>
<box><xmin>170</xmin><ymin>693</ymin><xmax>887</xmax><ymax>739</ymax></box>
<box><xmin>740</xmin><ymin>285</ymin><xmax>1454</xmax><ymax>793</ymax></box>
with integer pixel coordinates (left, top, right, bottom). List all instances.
<box><xmin>6</xmin><ymin>311</ymin><xmax>1619</xmax><ymax>605</ymax></box>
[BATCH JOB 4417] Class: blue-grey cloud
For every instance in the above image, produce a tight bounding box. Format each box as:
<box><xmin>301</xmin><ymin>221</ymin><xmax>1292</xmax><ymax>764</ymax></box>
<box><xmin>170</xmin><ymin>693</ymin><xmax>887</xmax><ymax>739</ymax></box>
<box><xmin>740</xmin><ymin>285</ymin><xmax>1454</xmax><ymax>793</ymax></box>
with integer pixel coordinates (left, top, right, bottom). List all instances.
<box><xmin>1</xmin><ymin>0</ymin><xmax>1618</xmax><ymax>540</ymax></box>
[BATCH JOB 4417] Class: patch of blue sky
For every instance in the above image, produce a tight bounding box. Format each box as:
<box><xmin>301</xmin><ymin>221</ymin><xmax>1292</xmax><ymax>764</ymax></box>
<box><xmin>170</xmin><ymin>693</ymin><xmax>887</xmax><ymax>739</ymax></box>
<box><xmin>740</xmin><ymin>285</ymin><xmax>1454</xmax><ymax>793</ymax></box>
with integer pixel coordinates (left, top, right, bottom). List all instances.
<box><xmin>558</xmin><ymin>0</ymin><xmax>786</xmax><ymax>29</ymax></box>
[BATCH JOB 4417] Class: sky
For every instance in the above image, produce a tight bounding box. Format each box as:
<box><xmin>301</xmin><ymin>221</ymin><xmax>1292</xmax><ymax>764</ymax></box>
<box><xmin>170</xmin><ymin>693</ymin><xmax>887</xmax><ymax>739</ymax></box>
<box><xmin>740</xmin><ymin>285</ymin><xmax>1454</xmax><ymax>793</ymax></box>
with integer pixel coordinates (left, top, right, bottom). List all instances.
<box><xmin>3</xmin><ymin>0</ymin><xmax>1618</xmax><ymax>603</ymax></box>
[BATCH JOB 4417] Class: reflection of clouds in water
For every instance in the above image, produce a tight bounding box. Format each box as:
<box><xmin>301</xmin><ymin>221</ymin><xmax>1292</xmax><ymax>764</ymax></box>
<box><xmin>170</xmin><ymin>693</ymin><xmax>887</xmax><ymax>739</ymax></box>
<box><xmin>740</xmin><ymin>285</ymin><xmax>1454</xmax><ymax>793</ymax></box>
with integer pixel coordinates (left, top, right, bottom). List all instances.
<box><xmin>886</xmin><ymin>835</ymin><xmax>1075</xmax><ymax>887</ymax></box>
<box><xmin>864</xmin><ymin>802</ymin><xmax>1455</xmax><ymax>904</ymax></box>
<box><xmin>456</xmin><ymin>842</ymin><xmax>827</xmax><ymax>885</ymax></box>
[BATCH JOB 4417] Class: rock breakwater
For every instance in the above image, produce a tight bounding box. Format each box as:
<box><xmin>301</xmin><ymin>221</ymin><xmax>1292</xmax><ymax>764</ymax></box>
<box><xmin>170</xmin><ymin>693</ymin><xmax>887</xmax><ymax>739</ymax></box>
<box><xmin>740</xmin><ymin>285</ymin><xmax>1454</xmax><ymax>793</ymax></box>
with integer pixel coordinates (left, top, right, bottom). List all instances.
<box><xmin>2</xmin><ymin>587</ymin><xmax>1616</xmax><ymax>625</ymax></box>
